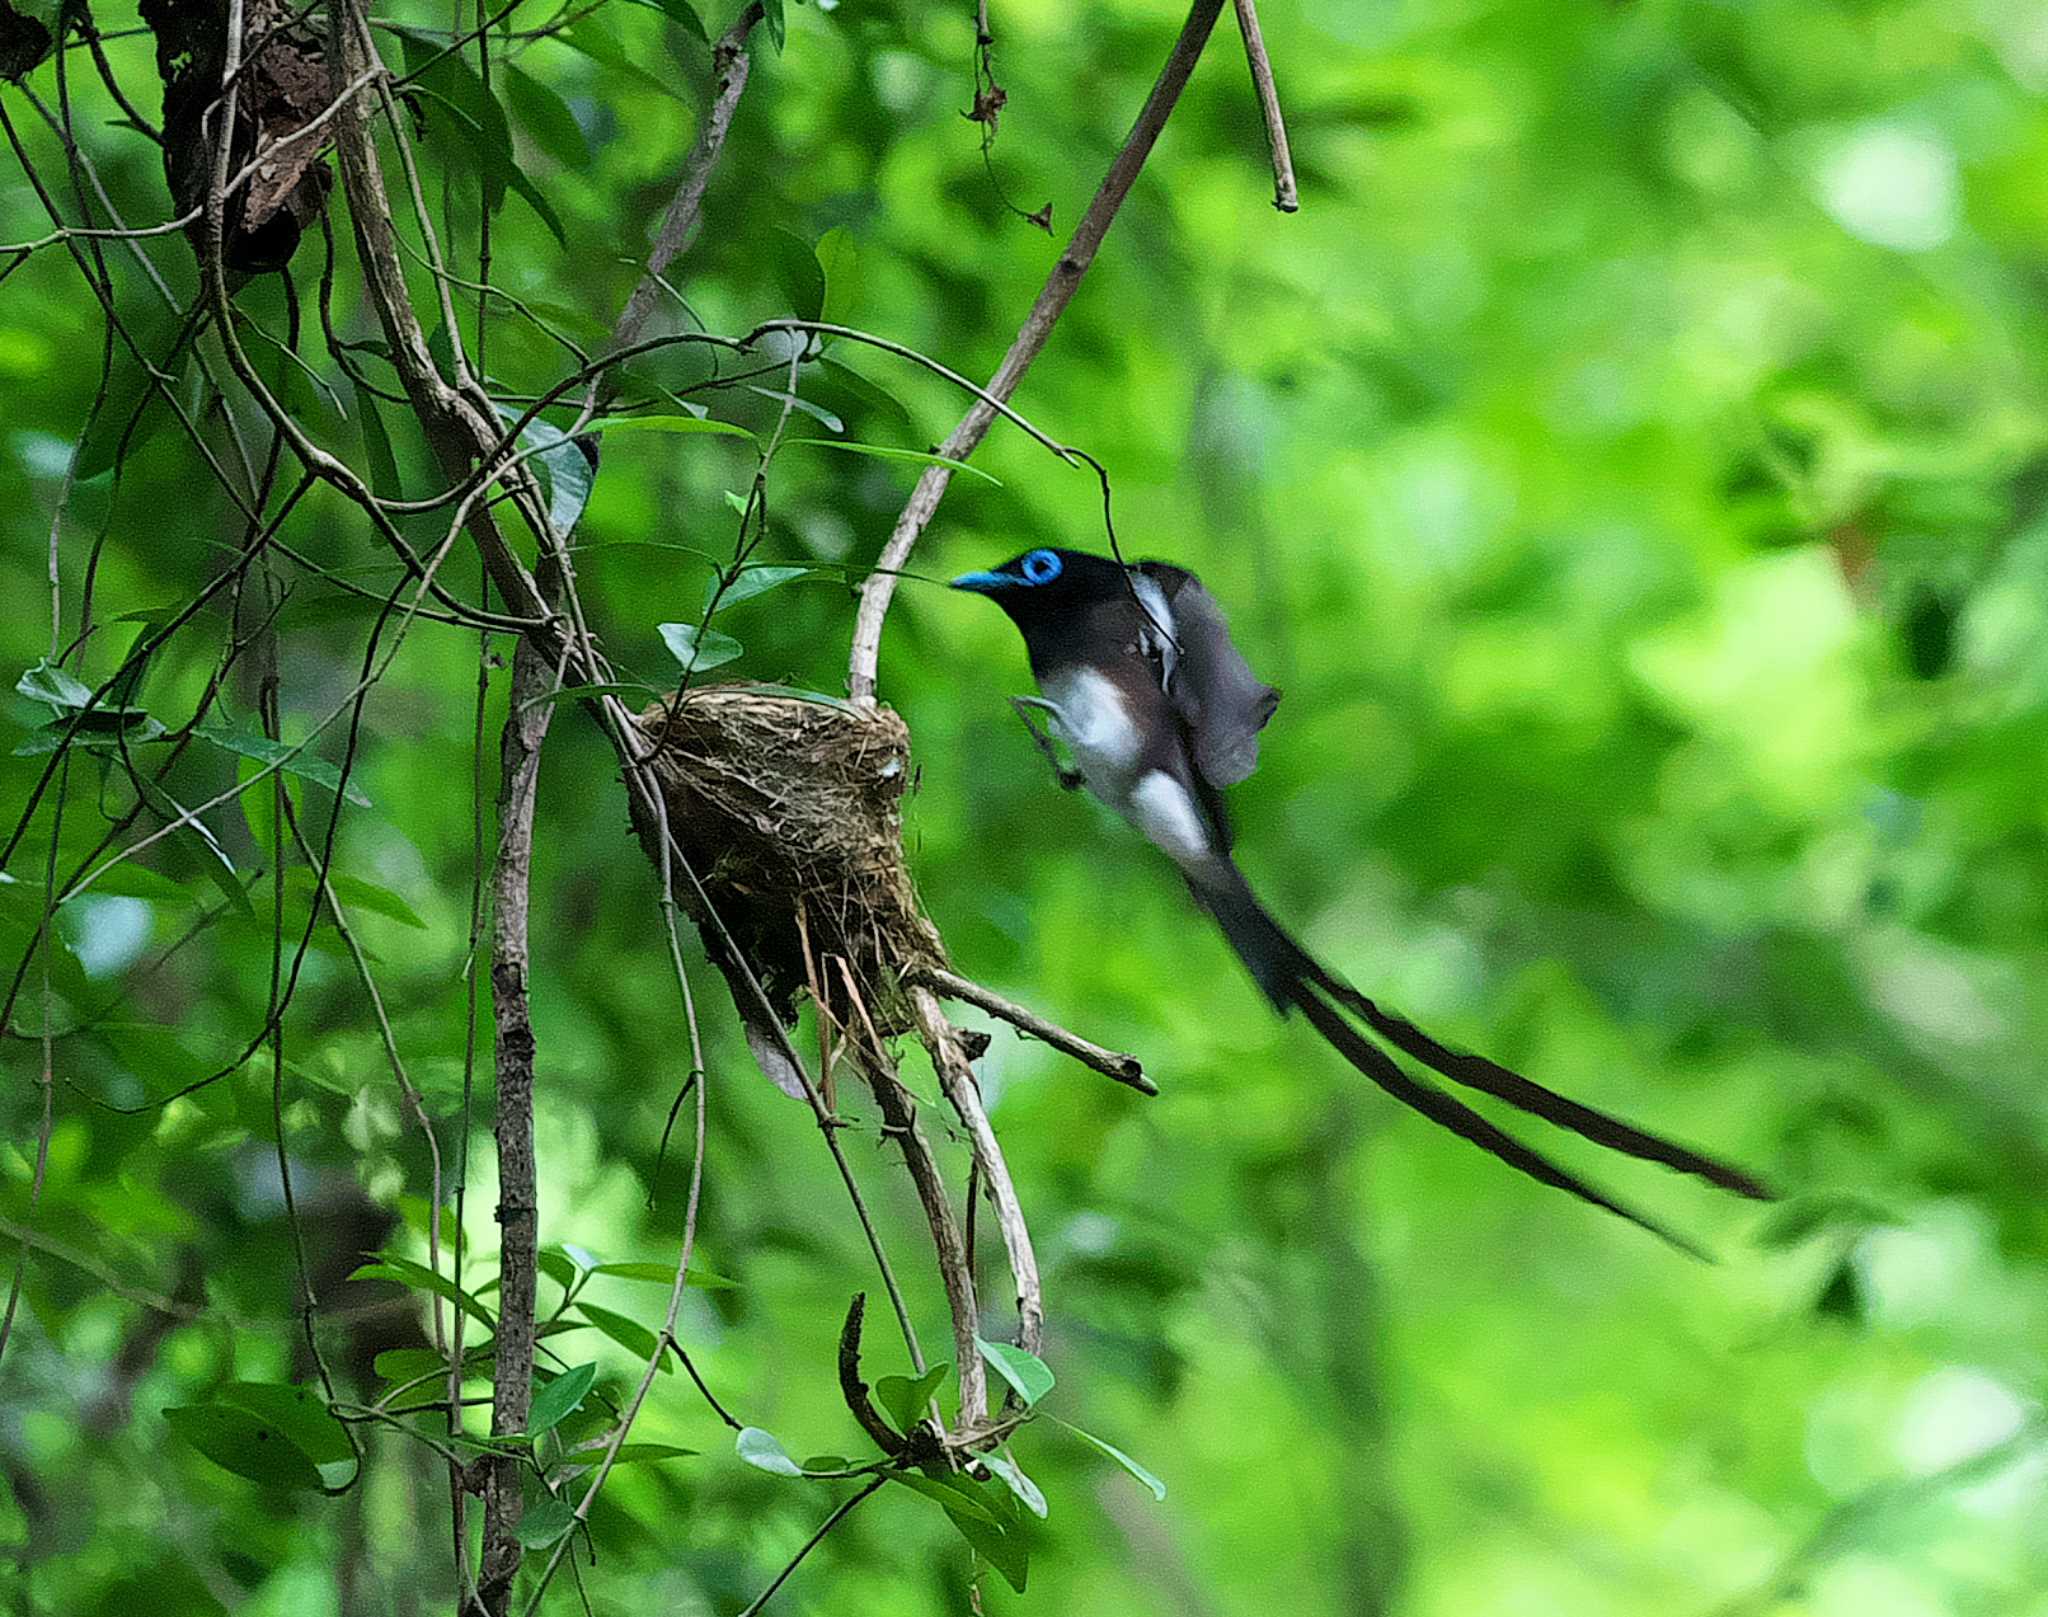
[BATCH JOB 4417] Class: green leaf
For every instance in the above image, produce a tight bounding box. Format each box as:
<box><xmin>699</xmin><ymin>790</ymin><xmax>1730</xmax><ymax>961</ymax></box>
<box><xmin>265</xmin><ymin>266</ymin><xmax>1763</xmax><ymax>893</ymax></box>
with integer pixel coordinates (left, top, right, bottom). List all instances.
<box><xmin>513</xmin><ymin>1495</ymin><xmax>576</xmax><ymax>1548</ymax></box>
<box><xmin>525</xmin><ymin>1362</ymin><xmax>598</xmax><ymax>1437</ymax></box>
<box><xmin>1050</xmin><ymin>1415</ymin><xmax>1165</xmax><ymax>1501</ymax></box>
<box><xmin>349</xmin><ymin>1255</ymin><xmax>496</xmax><ymax>1331</ymax></box>
<box><xmin>586</xmin><ymin>414</ymin><xmax>755</xmax><ymax>442</ymax></box>
<box><xmin>163</xmin><ymin>1382</ymin><xmax>356</xmax><ymax>1492</ymax></box>
<box><xmin>591</xmin><ymin>1259</ymin><xmax>737</xmax><ymax>1289</ymax></box>
<box><xmin>16</xmin><ymin>660</ymin><xmax>96</xmax><ymax>711</ymax></box>
<box><xmin>236</xmin><ymin>751</ymin><xmax>285</xmax><ymax>854</ymax></box>
<box><xmin>195</xmin><ymin>726</ymin><xmax>373</xmax><ymax>808</ymax></box>
<box><xmin>760</xmin><ymin>0</ymin><xmax>784</xmax><ymax>50</ymax></box>
<box><xmin>213</xmin><ymin>1383</ymin><xmax>357</xmax><ymax>1490</ymax></box>
<box><xmin>296</xmin><ymin>870</ymin><xmax>428</xmax><ymax>930</ymax></box>
<box><xmin>399</xmin><ymin>62</ymin><xmax>567</xmax><ymax>246</ymax></box>
<box><xmin>887</xmin><ymin>1470</ymin><xmax>1006</xmax><ymax>1526</ymax></box>
<box><xmin>657</xmin><ymin>623</ymin><xmax>743</xmax><ymax>675</ymax></box>
<box><xmin>614</xmin><ymin>1442</ymin><xmax>699</xmax><ymax>1464</ymax></box>
<box><xmin>735</xmin><ymin>1426</ymin><xmax>804</xmax><ymax>1477</ymax></box>
<box><xmin>518</xmin><ymin>681</ymin><xmax>662</xmax><ymax>712</ymax></box>
<box><xmin>942</xmin><ymin>1492</ymin><xmax>1029</xmax><ymax>1592</ymax></box>
<box><xmin>497</xmin><ymin>406</ymin><xmax>594</xmax><ymax>538</ymax></box>
<box><xmin>816</xmin><ymin>226</ymin><xmax>861</xmax><ymax>327</ymax></box>
<box><xmin>555</xmin><ymin>14</ymin><xmax>687</xmax><ymax>103</ymax></box>
<box><xmin>621</xmin><ymin>0</ymin><xmax>706</xmax><ymax>40</ymax></box>
<box><xmin>574</xmin><ymin>1301</ymin><xmax>671</xmax><ymax>1371</ymax></box>
<box><xmin>503</xmin><ymin>65</ymin><xmax>589</xmax><ymax>168</ymax></box>
<box><xmin>1755</xmin><ymin>1194</ymin><xmax>1902</xmax><ymax>1249</ymax></box>
<box><xmin>791</xmin><ymin>439</ymin><xmax>1000</xmax><ymax>485</ymax></box>
<box><xmin>163</xmin><ymin>1403</ymin><xmax>325</xmax><ymax>1491</ymax></box>
<box><xmin>875</xmin><ymin>1361</ymin><xmax>950</xmax><ymax>1435</ymax></box>
<box><xmin>767</xmin><ymin>226</ymin><xmax>824</xmax><ymax>323</ymax></box>
<box><xmin>704</xmin><ymin>565</ymin><xmax>816</xmax><ymax>614</ymax></box>
<box><xmin>980</xmin><ymin>1450</ymin><xmax>1047</xmax><ymax>1519</ymax></box>
<box><xmin>975</xmin><ymin>1337</ymin><xmax>1053</xmax><ymax>1406</ymax></box>
<box><xmin>373</xmin><ymin>1347</ymin><xmax>449</xmax><ymax>1384</ymax></box>
<box><xmin>355</xmin><ymin>383</ymin><xmax>404</xmax><ymax>499</ymax></box>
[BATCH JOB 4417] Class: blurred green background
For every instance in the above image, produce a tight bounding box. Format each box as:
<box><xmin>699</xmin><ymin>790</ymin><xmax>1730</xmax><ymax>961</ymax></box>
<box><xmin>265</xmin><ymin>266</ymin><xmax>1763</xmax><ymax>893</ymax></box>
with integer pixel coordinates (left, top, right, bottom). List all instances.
<box><xmin>3</xmin><ymin>0</ymin><xmax>2046</xmax><ymax>1610</ymax></box>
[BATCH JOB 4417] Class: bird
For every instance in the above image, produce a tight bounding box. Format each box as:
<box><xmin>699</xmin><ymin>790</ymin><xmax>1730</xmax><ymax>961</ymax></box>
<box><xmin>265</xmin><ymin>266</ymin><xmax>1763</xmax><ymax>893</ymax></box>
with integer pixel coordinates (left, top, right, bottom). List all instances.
<box><xmin>950</xmin><ymin>546</ymin><xmax>1773</xmax><ymax>1255</ymax></box>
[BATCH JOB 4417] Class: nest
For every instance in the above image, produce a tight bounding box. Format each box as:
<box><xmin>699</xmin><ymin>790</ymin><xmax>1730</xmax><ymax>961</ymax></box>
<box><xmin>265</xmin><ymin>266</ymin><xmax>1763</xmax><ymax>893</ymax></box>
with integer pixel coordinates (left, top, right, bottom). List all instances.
<box><xmin>628</xmin><ymin>686</ymin><xmax>947</xmax><ymax>1044</ymax></box>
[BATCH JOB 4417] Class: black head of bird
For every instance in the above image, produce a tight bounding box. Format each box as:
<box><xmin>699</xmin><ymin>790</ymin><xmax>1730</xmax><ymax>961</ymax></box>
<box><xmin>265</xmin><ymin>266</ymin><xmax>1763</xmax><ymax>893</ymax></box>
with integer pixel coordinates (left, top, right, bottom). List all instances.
<box><xmin>952</xmin><ymin>546</ymin><xmax>1776</xmax><ymax>1257</ymax></box>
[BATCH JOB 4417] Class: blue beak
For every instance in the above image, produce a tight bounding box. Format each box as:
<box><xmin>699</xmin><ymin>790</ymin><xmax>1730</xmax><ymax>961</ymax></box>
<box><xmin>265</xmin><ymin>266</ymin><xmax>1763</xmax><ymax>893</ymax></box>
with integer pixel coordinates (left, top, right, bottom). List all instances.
<box><xmin>949</xmin><ymin>569</ymin><xmax>1014</xmax><ymax>594</ymax></box>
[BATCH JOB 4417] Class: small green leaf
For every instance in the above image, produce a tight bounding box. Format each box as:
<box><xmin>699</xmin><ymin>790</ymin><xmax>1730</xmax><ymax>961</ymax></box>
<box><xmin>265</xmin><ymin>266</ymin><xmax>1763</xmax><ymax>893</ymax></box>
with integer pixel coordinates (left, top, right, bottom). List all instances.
<box><xmin>513</xmin><ymin>1495</ymin><xmax>577</xmax><ymax>1548</ymax></box>
<box><xmin>164</xmin><ymin>1382</ymin><xmax>356</xmax><ymax>1492</ymax></box>
<box><xmin>575</xmin><ymin>1301</ymin><xmax>671</xmax><ymax>1372</ymax></box>
<box><xmin>16</xmin><ymin>660</ymin><xmax>96</xmax><ymax>711</ymax></box>
<box><xmin>298</xmin><ymin>870</ymin><xmax>427</xmax><ymax>930</ymax></box>
<box><xmin>816</xmin><ymin>226</ymin><xmax>861</xmax><ymax>326</ymax></box>
<box><xmin>980</xmin><ymin>1450</ymin><xmax>1047</xmax><ymax>1519</ymax></box>
<box><xmin>976</xmin><ymin>1337</ymin><xmax>1053</xmax><ymax>1407</ymax></box>
<box><xmin>525</xmin><ymin>1362</ymin><xmax>598</xmax><ymax>1436</ymax></box>
<box><xmin>508</xmin><ymin>409</ymin><xmax>595</xmax><ymax>538</ymax></box>
<box><xmin>887</xmin><ymin>1470</ymin><xmax>1006</xmax><ymax>1525</ymax></box>
<box><xmin>875</xmin><ymin>1361</ymin><xmax>951</xmax><ymax>1436</ymax></box>
<box><xmin>349</xmin><ymin>1256</ymin><xmax>496</xmax><ymax>1331</ymax></box>
<box><xmin>791</xmin><ymin>439</ymin><xmax>1000</xmax><ymax>485</ymax></box>
<box><xmin>944</xmin><ymin>1497</ymin><xmax>1028</xmax><ymax>1592</ymax></box>
<box><xmin>704</xmin><ymin>565</ymin><xmax>816</xmax><ymax>614</ymax></box>
<box><xmin>1050</xmin><ymin>1415</ymin><xmax>1165</xmax><ymax>1501</ymax></box>
<box><xmin>599</xmin><ymin>1442</ymin><xmax>700</xmax><ymax>1465</ymax></box>
<box><xmin>735</xmin><ymin>1426</ymin><xmax>804</xmax><ymax>1477</ymax></box>
<box><xmin>657</xmin><ymin>623</ymin><xmax>743</xmax><ymax>674</ymax></box>
<box><xmin>587</xmin><ymin>414</ymin><xmax>755</xmax><ymax>442</ymax></box>
<box><xmin>518</xmin><ymin>681</ymin><xmax>660</xmax><ymax>712</ymax></box>
<box><xmin>503</xmin><ymin>64</ymin><xmax>589</xmax><ymax>168</ymax></box>
<box><xmin>621</xmin><ymin>0</ymin><xmax>706</xmax><ymax>40</ymax></box>
<box><xmin>164</xmin><ymin>1403</ymin><xmax>326</xmax><ymax>1491</ymax></box>
<box><xmin>760</xmin><ymin>0</ymin><xmax>784</xmax><ymax>50</ymax></box>
<box><xmin>767</xmin><ymin>226</ymin><xmax>825</xmax><ymax>323</ymax></box>
<box><xmin>195</xmin><ymin>727</ymin><xmax>373</xmax><ymax>808</ymax></box>
<box><xmin>592</xmin><ymin>1259</ymin><xmax>737</xmax><ymax>1289</ymax></box>
<box><xmin>373</xmin><ymin>1347</ymin><xmax>449</xmax><ymax>1383</ymax></box>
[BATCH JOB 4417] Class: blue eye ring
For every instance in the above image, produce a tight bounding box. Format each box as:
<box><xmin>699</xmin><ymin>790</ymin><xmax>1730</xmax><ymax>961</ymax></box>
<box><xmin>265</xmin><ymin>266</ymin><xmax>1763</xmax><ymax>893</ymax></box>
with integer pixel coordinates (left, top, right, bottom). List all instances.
<box><xmin>1020</xmin><ymin>549</ymin><xmax>1062</xmax><ymax>585</ymax></box>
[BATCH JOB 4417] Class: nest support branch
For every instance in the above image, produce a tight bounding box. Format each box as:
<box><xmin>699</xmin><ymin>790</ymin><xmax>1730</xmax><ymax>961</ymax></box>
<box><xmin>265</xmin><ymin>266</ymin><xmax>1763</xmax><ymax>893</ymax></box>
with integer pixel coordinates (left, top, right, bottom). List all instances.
<box><xmin>625</xmin><ymin>687</ymin><xmax>1142</xmax><ymax>1424</ymax></box>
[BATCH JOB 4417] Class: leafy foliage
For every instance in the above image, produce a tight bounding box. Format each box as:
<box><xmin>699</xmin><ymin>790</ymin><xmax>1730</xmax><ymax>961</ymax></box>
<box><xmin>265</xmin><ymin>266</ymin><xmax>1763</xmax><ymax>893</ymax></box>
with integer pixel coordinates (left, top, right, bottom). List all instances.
<box><xmin>1</xmin><ymin>0</ymin><xmax>2046</xmax><ymax>1610</ymax></box>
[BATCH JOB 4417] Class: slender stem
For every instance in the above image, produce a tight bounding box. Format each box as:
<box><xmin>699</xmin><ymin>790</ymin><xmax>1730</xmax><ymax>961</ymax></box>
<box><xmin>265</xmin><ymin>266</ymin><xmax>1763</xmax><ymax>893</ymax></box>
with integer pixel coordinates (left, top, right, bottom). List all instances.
<box><xmin>1231</xmin><ymin>0</ymin><xmax>1297</xmax><ymax>212</ymax></box>
<box><xmin>846</xmin><ymin>0</ymin><xmax>1228</xmax><ymax>702</ymax></box>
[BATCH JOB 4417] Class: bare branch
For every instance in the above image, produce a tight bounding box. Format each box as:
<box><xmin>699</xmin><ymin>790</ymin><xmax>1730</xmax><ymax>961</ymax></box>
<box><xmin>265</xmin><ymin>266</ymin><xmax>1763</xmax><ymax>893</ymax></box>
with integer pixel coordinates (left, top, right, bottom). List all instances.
<box><xmin>1231</xmin><ymin>0</ymin><xmax>1297</xmax><ymax>212</ymax></box>
<box><xmin>846</xmin><ymin>0</ymin><xmax>1228</xmax><ymax>703</ymax></box>
<box><xmin>917</xmin><ymin>964</ymin><xmax>1155</xmax><ymax>1096</ymax></box>
<box><xmin>910</xmin><ymin>986</ymin><xmax>1044</xmax><ymax>1358</ymax></box>
<box><xmin>605</xmin><ymin>2</ymin><xmax>766</xmax><ymax>366</ymax></box>
<box><xmin>476</xmin><ymin>637</ymin><xmax>558</xmax><ymax>1615</ymax></box>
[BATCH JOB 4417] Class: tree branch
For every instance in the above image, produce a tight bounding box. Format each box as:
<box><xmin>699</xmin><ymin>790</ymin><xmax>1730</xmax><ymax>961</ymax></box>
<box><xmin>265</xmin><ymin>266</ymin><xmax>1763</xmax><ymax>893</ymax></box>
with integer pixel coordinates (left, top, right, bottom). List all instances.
<box><xmin>1231</xmin><ymin>0</ymin><xmax>1297</xmax><ymax>212</ymax></box>
<box><xmin>604</xmin><ymin>2</ymin><xmax>766</xmax><ymax>367</ymax></box>
<box><xmin>476</xmin><ymin>634</ymin><xmax>558</xmax><ymax>1615</ymax></box>
<box><xmin>845</xmin><ymin>0</ymin><xmax>1228</xmax><ymax>702</ymax></box>
<box><xmin>917</xmin><ymin>963</ymin><xmax>1155</xmax><ymax>1095</ymax></box>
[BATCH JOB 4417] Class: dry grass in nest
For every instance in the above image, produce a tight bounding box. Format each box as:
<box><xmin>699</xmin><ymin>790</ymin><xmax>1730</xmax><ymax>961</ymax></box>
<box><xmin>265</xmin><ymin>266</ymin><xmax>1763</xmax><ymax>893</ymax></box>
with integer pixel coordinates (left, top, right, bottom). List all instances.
<box><xmin>629</xmin><ymin>685</ymin><xmax>947</xmax><ymax>1036</ymax></box>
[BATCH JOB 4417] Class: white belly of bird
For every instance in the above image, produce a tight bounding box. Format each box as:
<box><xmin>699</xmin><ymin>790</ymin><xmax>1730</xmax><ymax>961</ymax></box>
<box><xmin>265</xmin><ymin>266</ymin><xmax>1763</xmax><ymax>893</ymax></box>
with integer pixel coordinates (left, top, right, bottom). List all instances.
<box><xmin>1041</xmin><ymin>667</ymin><xmax>1141</xmax><ymax>794</ymax></box>
<box><xmin>1041</xmin><ymin>668</ymin><xmax>1213</xmax><ymax>869</ymax></box>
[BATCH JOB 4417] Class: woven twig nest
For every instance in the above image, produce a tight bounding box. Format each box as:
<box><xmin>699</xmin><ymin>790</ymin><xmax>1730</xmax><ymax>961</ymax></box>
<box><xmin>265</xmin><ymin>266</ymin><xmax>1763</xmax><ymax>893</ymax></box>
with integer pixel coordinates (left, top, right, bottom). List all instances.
<box><xmin>629</xmin><ymin>686</ymin><xmax>947</xmax><ymax>1049</ymax></box>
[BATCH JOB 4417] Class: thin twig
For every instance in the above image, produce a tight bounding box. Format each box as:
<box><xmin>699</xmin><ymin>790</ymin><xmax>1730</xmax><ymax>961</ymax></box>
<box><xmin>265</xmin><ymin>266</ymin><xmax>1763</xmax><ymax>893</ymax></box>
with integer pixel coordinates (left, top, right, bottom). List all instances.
<box><xmin>735</xmin><ymin>1477</ymin><xmax>887</xmax><ymax>1617</ymax></box>
<box><xmin>909</xmin><ymin>986</ymin><xmax>1044</xmax><ymax>1358</ymax></box>
<box><xmin>918</xmin><ymin>964</ymin><xmax>1155</xmax><ymax>1096</ymax></box>
<box><xmin>846</xmin><ymin>0</ymin><xmax>1229</xmax><ymax>702</ymax></box>
<box><xmin>1230</xmin><ymin>0</ymin><xmax>1297</xmax><ymax>212</ymax></box>
<box><xmin>603</xmin><ymin>2</ymin><xmax>765</xmax><ymax>371</ymax></box>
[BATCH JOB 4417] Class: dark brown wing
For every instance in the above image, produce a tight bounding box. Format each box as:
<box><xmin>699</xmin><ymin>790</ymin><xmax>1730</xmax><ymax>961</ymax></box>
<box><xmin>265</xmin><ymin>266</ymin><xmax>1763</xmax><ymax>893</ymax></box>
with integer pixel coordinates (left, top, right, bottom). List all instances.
<box><xmin>1137</xmin><ymin>562</ymin><xmax>1281</xmax><ymax>789</ymax></box>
